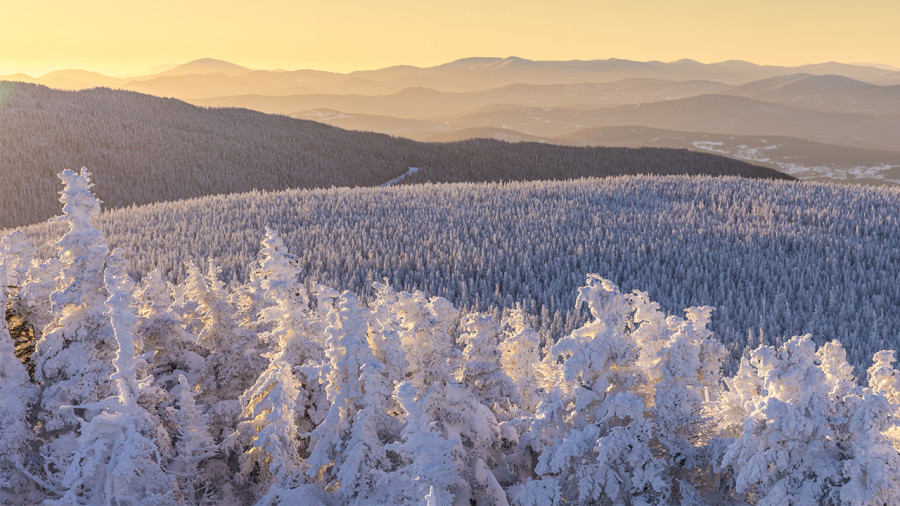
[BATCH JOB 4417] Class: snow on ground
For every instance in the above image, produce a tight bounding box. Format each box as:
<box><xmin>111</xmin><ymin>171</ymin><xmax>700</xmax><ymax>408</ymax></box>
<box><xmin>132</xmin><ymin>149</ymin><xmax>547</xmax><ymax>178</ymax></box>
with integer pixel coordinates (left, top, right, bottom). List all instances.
<box><xmin>693</xmin><ymin>140</ymin><xmax>900</xmax><ymax>184</ymax></box>
<box><xmin>379</xmin><ymin>167</ymin><xmax>421</xmax><ymax>187</ymax></box>
<box><xmin>692</xmin><ymin>141</ymin><xmax>729</xmax><ymax>154</ymax></box>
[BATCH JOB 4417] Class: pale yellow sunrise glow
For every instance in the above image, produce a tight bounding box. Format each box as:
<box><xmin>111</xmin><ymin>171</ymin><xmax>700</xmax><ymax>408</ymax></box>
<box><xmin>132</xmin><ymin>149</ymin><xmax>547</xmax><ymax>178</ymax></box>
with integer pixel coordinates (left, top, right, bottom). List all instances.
<box><xmin>1</xmin><ymin>0</ymin><xmax>898</xmax><ymax>75</ymax></box>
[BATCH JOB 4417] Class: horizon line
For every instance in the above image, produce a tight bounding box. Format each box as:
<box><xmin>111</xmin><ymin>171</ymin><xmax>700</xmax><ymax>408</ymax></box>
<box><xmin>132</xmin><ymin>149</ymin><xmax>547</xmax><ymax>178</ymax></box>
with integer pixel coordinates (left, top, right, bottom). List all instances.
<box><xmin>3</xmin><ymin>56</ymin><xmax>899</xmax><ymax>80</ymax></box>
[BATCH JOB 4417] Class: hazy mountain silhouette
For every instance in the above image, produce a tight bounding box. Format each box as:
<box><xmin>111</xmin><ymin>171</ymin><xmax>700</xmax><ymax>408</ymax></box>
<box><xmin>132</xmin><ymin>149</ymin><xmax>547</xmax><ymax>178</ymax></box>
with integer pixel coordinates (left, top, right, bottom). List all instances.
<box><xmin>4</xmin><ymin>56</ymin><xmax>898</xmax><ymax>97</ymax></box>
<box><xmin>727</xmin><ymin>74</ymin><xmax>900</xmax><ymax>115</ymax></box>
<box><xmin>0</xmin><ymin>82</ymin><xmax>787</xmax><ymax>229</ymax></box>
<box><xmin>191</xmin><ymin>79</ymin><xmax>733</xmax><ymax>120</ymax></box>
<box><xmin>426</xmin><ymin>127</ymin><xmax>545</xmax><ymax>143</ymax></box>
<box><xmin>146</xmin><ymin>58</ymin><xmax>252</xmax><ymax>77</ymax></box>
<box><xmin>4</xmin><ymin>56</ymin><xmax>900</xmax><ymax>187</ymax></box>
<box><xmin>346</xmin><ymin>57</ymin><xmax>900</xmax><ymax>90</ymax></box>
<box><xmin>446</xmin><ymin>95</ymin><xmax>900</xmax><ymax>152</ymax></box>
<box><xmin>290</xmin><ymin>109</ymin><xmax>455</xmax><ymax>139</ymax></box>
<box><xmin>555</xmin><ymin>126</ymin><xmax>900</xmax><ymax>185</ymax></box>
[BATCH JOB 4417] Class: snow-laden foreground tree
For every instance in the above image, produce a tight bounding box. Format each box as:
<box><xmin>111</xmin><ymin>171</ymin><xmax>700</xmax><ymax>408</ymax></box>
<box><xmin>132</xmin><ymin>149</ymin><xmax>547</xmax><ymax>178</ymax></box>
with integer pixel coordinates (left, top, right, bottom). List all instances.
<box><xmin>2</xmin><ymin>170</ymin><xmax>900</xmax><ymax>505</ymax></box>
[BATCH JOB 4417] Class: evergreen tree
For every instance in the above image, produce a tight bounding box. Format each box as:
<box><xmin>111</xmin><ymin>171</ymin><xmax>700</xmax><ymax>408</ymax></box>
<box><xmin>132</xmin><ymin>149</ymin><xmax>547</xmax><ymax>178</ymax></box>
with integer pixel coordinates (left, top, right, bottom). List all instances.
<box><xmin>194</xmin><ymin>262</ymin><xmax>267</xmax><ymax>441</ymax></box>
<box><xmin>499</xmin><ymin>308</ymin><xmax>544</xmax><ymax>412</ymax></box>
<box><xmin>0</xmin><ymin>260</ymin><xmax>39</xmax><ymax>500</ymax></box>
<box><xmin>57</xmin><ymin>267</ymin><xmax>176</xmax><ymax>504</ymax></box>
<box><xmin>170</xmin><ymin>374</ymin><xmax>220</xmax><ymax>506</ymax></box>
<box><xmin>32</xmin><ymin>169</ymin><xmax>117</xmax><ymax>479</ymax></box>
<box><xmin>532</xmin><ymin>275</ymin><xmax>669</xmax><ymax>504</ymax></box>
<box><xmin>459</xmin><ymin>313</ymin><xmax>522</xmax><ymax>419</ymax></box>
<box><xmin>375</xmin><ymin>382</ymin><xmax>460</xmax><ymax>505</ymax></box>
<box><xmin>305</xmin><ymin>292</ymin><xmax>394</xmax><ymax>503</ymax></box>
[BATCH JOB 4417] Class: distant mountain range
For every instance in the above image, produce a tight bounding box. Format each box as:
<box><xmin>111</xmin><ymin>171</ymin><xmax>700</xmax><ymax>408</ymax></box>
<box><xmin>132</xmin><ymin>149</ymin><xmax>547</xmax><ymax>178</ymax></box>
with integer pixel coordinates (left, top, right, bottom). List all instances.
<box><xmin>3</xmin><ymin>56</ymin><xmax>900</xmax><ymax>185</ymax></box>
<box><xmin>0</xmin><ymin>82</ymin><xmax>786</xmax><ymax>229</ymax></box>
<box><xmin>7</xmin><ymin>57</ymin><xmax>900</xmax><ymax>94</ymax></box>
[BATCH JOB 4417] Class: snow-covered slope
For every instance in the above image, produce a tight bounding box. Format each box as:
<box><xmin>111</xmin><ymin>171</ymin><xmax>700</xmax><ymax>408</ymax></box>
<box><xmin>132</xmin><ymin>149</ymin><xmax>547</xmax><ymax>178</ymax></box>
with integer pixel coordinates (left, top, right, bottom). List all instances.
<box><xmin>4</xmin><ymin>170</ymin><xmax>900</xmax><ymax>504</ymax></box>
<box><xmin>14</xmin><ymin>175</ymin><xmax>898</xmax><ymax>374</ymax></box>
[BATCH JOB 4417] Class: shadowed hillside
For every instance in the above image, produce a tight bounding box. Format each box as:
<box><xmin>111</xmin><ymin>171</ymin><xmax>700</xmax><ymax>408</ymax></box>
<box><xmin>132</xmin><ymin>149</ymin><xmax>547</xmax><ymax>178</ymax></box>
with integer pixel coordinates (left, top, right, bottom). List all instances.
<box><xmin>0</xmin><ymin>81</ymin><xmax>788</xmax><ymax>228</ymax></box>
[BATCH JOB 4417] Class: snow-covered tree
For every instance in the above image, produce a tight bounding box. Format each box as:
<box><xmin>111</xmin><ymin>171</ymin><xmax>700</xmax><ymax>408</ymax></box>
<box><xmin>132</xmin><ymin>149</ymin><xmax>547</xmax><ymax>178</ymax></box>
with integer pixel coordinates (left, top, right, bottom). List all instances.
<box><xmin>0</xmin><ymin>231</ymin><xmax>34</xmax><ymax>287</ymax></box>
<box><xmin>170</xmin><ymin>374</ymin><xmax>219</xmax><ymax>506</ymax></box>
<box><xmin>868</xmin><ymin>350</ymin><xmax>900</xmax><ymax>406</ymax></box>
<box><xmin>255</xmin><ymin>240</ymin><xmax>324</xmax><ymax>361</ymax></box>
<box><xmin>304</xmin><ymin>292</ymin><xmax>394</xmax><ymax>503</ymax></box>
<box><xmin>499</xmin><ymin>308</ymin><xmax>545</xmax><ymax>412</ymax></box>
<box><xmin>642</xmin><ymin>304</ymin><xmax>725</xmax><ymax>498</ymax></box>
<box><xmin>194</xmin><ymin>262</ymin><xmax>267</xmax><ymax>440</ymax></box>
<box><xmin>228</xmin><ymin>233</ymin><xmax>334</xmax><ymax>503</ymax></box>
<box><xmin>32</xmin><ymin>169</ymin><xmax>117</xmax><ymax>478</ymax></box>
<box><xmin>839</xmin><ymin>392</ymin><xmax>900</xmax><ymax>504</ymax></box>
<box><xmin>375</xmin><ymin>382</ymin><xmax>460</xmax><ymax>505</ymax></box>
<box><xmin>14</xmin><ymin>255</ymin><xmax>62</xmax><ymax>347</ymax></box>
<box><xmin>531</xmin><ymin>275</ymin><xmax>669</xmax><ymax>505</ymax></box>
<box><xmin>57</xmin><ymin>267</ymin><xmax>176</xmax><ymax>504</ymax></box>
<box><xmin>459</xmin><ymin>312</ymin><xmax>522</xmax><ymax>419</ymax></box>
<box><xmin>229</xmin><ymin>355</ymin><xmax>303</xmax><ymax>499</ymax></box>
<box><xmin>0</xmin><ymin>260</ymin><xmax>39</xmax><ymax>500</ymax></box>
<box><xmin>390</xmin><ymin>291</ymin><xmax>506</xmax><ymax>504</ymax></box>
<box><xmin>0</xmin><ymin>231</ymin><xmax>40</xmax><ymax>379</ymax></box>
<box><xmin>171</xmin><ymin>261</ymin><xmax>205</xmax><ymax>337</ymax></box>
<box><xmin>135</xmin><ymin>268</ymin><xmax>203</xmax><ymax>390</ymax></box>
<box><xmin>718</xmin><ymin>336</ymin><xmax>847</xmax><ymax>504</ymax></box>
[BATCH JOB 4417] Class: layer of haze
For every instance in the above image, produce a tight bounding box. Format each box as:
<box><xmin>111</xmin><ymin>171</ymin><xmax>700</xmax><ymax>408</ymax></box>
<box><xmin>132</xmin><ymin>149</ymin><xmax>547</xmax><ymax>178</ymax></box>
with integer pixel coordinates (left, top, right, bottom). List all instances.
<box><xmin>2</xmin><ymin>0</ymin><xmax>899</xmax><ymax>76</ymax></box>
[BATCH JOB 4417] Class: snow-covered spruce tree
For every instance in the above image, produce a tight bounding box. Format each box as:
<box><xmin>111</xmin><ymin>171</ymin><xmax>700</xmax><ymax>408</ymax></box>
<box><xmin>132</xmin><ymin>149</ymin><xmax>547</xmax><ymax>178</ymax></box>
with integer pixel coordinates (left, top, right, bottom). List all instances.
<box><xmin>529</xmin><ymin>275</ymin><xmax>669</xmax><ymax>505</ymax></box>
<box><xmin>254</xmin><ymin>228</ymin><xmax>328</xmax><ymax>435</ymax></box>
<box><xmin>32</xmin><ymin>169</ymin><xmax>118</xmax><ymax>478</ymax></box>
<box><xmin>229</xmin><ymin>357</ymin><xmax>302</xmax><ymax>501</ymax></box>
<box><xmin>14</xmin><ymin>253</ymin><xmax>62</xmax><ymax>351</ymax></box>
<box><xmin>170</xmin><ymin>374</ymin><xmax>220</xmax><ymax>506</ymax></box>
<box><xmin>130</xmin><ymin>267</ymin><xmax>206</xmax><ymax>477</ymax></box>
<box><xmin>135</xmin><ymin>267</ymin><xmax>204</xmax><ymax>391</ymax></box>
<box><xmin>0</xmin><ymin>260</ymin><xmax>39</xmax><ymax>501</ymax></box>
<box><xmin>715</xmin><ymin>336</ymin><xmax>900</xmax><ymax>504</ymax></box>
<box><xmin>630</xmin><ymin>296</ymin><xmax>725</xmax><ymax>499</ymax></box>
<box><xmin>304</xmin><ymin>292</ymin><xmax>395</xmax><ymax>503</ymax></box>
<box><xmin>171</xmin><ymin>261</ymin><xmax>205</xmax><ymax>337</ymax></box>
<box><xmin>498</xmin><ymin>308</ymin><xmax>545</xmax><ymax>413</ymax></box>
<box><xmin>194</xmin><ymin>262</ymin><xmax>267</xmax><ymax>441</ymax></box>
<box><xmin>868</xmin><ymin>350</ymin><xmax>900</xmax><ymax>406</ymax></box>
<box><xmin>368</xmin><ymin>281</ymin><xmax>412</xmax><ymax>411</ymax></box>
<box><xmin>229</xmin><ymin>231</ymin><xmax>338</xmax><ymax>503</ymax></box>
<box><xmin>57</xmin><ymin>267</ymin><xmax>176</xmax><ymax>504</ymax></box>
<box><xmin>0</xmin><ymin>231</ymin><xmax>33</xmax><ymax>288</ymax></box>
<box><xmin>374</xmin><ymin>382</ymin><xmax>461</xmax><ymax>505</ymax></box>
<box><xmin>234</xmin><ymin>227</ymin><xmax>311</xmax><ymax>333</ymax></box>
<box><xmin>390</xmin><ymin>290</ymin><xmax>506</xmax><ymax>505</ymax></box>
<box><xmin>459</xmin><ymin>313</ymin><xmax>522</xmax><ymax>420</ymax></box>
<box><xmin>0</xmin><ymin>231</ymin><xmax>40</xmax><ymax>377</ymax></box>
<box><xmin>833</xmin><ymin>346</ymin><xmax>900</xmax><ymax>504</ymax></box>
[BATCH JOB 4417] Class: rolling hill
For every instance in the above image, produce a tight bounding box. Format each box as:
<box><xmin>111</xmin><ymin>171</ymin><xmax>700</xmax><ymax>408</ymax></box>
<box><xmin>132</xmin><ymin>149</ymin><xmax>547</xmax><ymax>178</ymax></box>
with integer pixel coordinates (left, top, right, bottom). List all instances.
<box><xmin>0</xmin><ymin>81</ymin><xmax>787</xmax><ymax>229</ymax></box>
<box><xmin>726</xmin><ymin>74</ymin><xmax>900</xmax><ymax>115</ymax></box>
<box><xmin>14</xmin><ymin>175</ymin><xmax>898</xmax><ymax>376</ymax></box>
<box><xmin>555</xmin><ymin>126</ymin><xmax>900</xmax><ymax>184</ymax></box>
<box><xmin>5</xmin><ymin>57</ymin><xmax>900</xmax><ymax>184</ymax></box>
<box><xmin>446</xmin><ymin>94</ymin><xmax>900</xmax><ymax>151</ymax></box>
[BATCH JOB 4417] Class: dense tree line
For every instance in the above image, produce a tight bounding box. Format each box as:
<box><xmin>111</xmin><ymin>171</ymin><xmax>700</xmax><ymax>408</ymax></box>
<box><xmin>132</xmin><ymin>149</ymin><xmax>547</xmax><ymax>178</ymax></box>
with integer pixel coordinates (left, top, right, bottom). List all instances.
<box><xmin>12</xmin><ymin>174</ymin><xmax>897</xmax><ymax>374</ymax></box>
<box><xmin>2</xmin><ymin>170</ymin><xmax>899</xmax><ymax>504</ymax></box>
<box><xmin>0</xmin><ymin>81</ymin><xmax>789</xmax><ymax>228</ymax></box>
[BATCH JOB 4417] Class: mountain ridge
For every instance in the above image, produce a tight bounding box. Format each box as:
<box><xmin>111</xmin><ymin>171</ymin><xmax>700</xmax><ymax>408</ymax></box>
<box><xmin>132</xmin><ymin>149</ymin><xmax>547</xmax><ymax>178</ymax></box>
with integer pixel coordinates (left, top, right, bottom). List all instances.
<box><xmin>0</xmin><ymin>81</ymin><xmax>787</xmax><ymax>229</ymax></box>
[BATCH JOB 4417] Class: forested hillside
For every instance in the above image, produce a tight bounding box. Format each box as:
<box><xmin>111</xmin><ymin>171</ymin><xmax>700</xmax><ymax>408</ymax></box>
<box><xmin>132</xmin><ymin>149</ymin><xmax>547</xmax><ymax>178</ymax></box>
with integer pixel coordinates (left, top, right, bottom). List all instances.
<box><xmin>13</xmin><ymin>174</ymin><xmax>898</xmax><ymax>375</ymax></box>
<box><xmin>3</xmin><ymin>170</ymin><xmax>899</xmax><ymax>505</ymax></box>
<box><xmin>0</xmin><ymin>81</ymin><xmax>789</xmax><ymax>228</ymax></box>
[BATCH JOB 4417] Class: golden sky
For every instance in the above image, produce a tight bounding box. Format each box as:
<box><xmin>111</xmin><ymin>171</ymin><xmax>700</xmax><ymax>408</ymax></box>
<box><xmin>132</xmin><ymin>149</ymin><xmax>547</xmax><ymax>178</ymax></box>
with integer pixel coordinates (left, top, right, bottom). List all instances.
<box><xmin>2</xmin><ymin>0</ymin><xmax>898</xmax><ymax>76</ymax></box>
